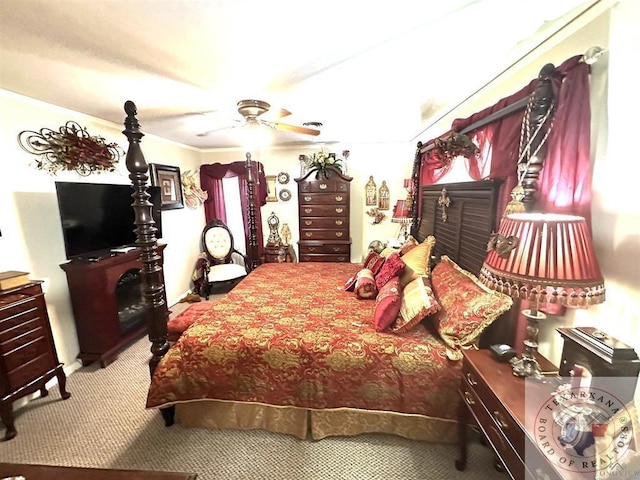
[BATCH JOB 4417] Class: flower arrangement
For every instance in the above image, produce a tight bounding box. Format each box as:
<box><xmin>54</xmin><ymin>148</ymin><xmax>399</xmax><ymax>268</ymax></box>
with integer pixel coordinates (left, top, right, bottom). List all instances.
<box><xmin>17</xmin><ymin>121</ymin><xmax>122</xmax><ymax>176</ymax></box>
<box><xmin>309</xmin><ymin>149</ymin><xmax>343</xmax><ymax>179</ymax></box>
<box><xmin>432</xmin><ymin>132</ymin><xmax>479</xmax><ymax>165</ymax></box>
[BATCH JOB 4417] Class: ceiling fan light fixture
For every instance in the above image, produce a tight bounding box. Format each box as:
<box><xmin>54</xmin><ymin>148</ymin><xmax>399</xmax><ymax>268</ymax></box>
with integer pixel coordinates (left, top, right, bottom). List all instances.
<box><xmin>237</xmin><ymin>99</ymin><xmax>270</xmax><ymax>118</ymax></box>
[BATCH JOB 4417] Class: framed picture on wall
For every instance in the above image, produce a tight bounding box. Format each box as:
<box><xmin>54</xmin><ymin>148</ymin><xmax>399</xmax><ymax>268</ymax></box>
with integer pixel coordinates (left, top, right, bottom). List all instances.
<box><xmin>266</xmin><ymin>175</ymin><xmax>277</xmax><ymax>202</ymax></box>
<box><xmin>150</xmin><ymin>163</ymin><xmax>184</xmax><ymax>210</ymax></box>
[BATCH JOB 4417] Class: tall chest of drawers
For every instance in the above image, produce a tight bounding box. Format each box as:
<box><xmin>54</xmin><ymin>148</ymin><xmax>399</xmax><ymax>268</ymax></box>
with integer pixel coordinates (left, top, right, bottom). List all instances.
<box><xmin>0</xmin><ymin>282</ymin><xmax>70</xmax><ymax>440</ymax></box>
<box><xmin>295</xmin><ymin>166</ymin><xmax>352</xmax><ymax>262</ymax></box>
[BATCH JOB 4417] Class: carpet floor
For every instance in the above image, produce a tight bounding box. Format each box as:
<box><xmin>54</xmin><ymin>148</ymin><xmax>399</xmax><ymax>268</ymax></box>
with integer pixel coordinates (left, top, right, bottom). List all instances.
<box><xmin>1</xmin><ymin>303</ymin><xmax>503</xmax><ymax>480</ymax></box>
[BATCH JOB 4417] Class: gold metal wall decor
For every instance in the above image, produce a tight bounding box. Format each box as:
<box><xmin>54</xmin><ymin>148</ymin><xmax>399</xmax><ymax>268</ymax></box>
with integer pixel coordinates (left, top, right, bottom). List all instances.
<box><xmin>17</xmin><ymin>121</ymin><xmax>122</xmax><ymax>176</ymax></box>
<box><xmin>378</xmin><ymin>180</ymin><xmax>390</xmax><ymax>210</ymax></box>
<box><xmin>365</xmin><ymin>176</ymin><xmax>377</xmax><ymax>206</ymax></box>
<box><xmin>437</xmin><ymin>187</ymin><xmax>451</xmax><ymax>222</ymax></box>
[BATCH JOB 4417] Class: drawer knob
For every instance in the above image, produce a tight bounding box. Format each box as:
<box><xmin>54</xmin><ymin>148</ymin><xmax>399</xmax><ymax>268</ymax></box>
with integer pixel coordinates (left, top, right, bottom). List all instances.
<box><xmin>337</xmin><ymin>256</ymin><xmax>346</xmax><ymax>261</ymax></box>
<box><xmin>305</xmin><ymin>220</ymin><xmax>312</xmax><ymax>226</ymax></box>
<box><xmin>304</xmin><ymin>196</ymin><xmax>312</xmax><ymax>201</ymax></box>
<box><xmin>305</xmin><ymin>208</ymin><xmax>312</xmax><ymax>214</ymax></box>
<box><xmin>319</xmin><ymin>183</ymin><xmax>327</xmax><ymax>190</ymax></box>
<box><xmin>463</xmin><ymin>391</ymin><xmax>475</xmax><ymax>406</ymax></box>
<box><xmin>466</xmin><ymin>372</ymin><xmax>477</xmax><ymax>386</ymax></box>
<box><xmin>305</xmin><ymin>232</ymin><xmax>312</xmax><ymax>237</ymax></box>
<box><xmin>335</xmin><ymin>208</ymin><xmax>343</xmax><ymax>213</ymax></box>
<box><xmin>332</xmin><ymin>247</ymin><xmax>340</xmax><ymax>252</ymax></box>
<box><xmin>335</xmin><ymin>232</ymin><xmax>343</xmax><ymax>237</ymax></box>
<box><xmin>335</xmin><ymin>220</ymin><xmax>343</xmax><ymax>225</ymax></box>
<box><xmin>308</xmin><ymin>247</ymin><xmax>316</xmax><ymax>252</ymax></box>
<box><xmin>494</xmin><ymin>410</ymin><xmax>509</xmax><ymax>430</ymax></box>
<box><xmin>335</xmin><ymin>195</ymin><xmax>343</xmax><ymax>201</ymax></box>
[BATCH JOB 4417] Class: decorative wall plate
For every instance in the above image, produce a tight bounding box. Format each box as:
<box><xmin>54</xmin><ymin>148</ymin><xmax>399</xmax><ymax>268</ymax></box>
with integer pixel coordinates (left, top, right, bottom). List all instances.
<box><xmin>277</xmin><ymin>172</ymin><xmax>290</xmax><ymax>184</ymax></box>
<box><xmin>278</xmin><ymin>188</ymin><xmax>292</xmax><ymax>202</ymax></box>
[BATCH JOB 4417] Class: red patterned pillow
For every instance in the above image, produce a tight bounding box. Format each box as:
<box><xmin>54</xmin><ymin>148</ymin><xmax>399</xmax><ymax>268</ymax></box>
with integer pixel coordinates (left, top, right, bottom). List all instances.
<box><xmin>374</xmin><ymin>277</ymin><xmax>402</xmax><ymax>332</ymax></box>
<box><xmin>431</xmin><ymin>256</ymin><xmax>513</xmax><ymax>360</ymax></box>
<box><xmin>364</xmin><ymin>251</ymin><xmax>386</xmax><ymax>276</ymax></box>
<box><xmin>389</xmin><ymin>276</ymin><xmax>440</xmax><ymax>334</ymax></box>
<box><xmin>374</xmin><ymin>252</ymin><xmax>405</xmax><ymax>290</ymax></box>
<box><xmin>355</xmin><ymin>268</ymin><xmax>378</xmax><ymax>299</ymax></box>
<box><xmin>343</xmin><ymin>272</ymin><xmax>358</xmax><ymax>292</ymax></box>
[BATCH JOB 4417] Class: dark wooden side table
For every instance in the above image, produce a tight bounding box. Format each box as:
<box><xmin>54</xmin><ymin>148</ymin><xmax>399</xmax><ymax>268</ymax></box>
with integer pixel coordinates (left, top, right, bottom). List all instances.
<box><xmin>0</xmin><ymin>463</ymin><xmax>197</xmax><ymax>479</ymax></box>
<box><xmin>455</xmin><ymin>349</ymin><xmax>576</xmax><ymax>480</ymax></box>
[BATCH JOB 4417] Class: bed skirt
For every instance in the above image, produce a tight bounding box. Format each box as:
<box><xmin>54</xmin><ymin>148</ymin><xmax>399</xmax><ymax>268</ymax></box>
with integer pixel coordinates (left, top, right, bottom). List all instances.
<box><xmin>175</xmin><ymin>400</ymin><xmax>458</xmax><ymax>443</ymax></box>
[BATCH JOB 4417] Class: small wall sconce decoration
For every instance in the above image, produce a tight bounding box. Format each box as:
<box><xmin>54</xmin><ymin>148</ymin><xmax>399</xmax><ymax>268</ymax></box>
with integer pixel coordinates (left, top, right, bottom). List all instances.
<box><xmin>365</xmin><ymin>176</ymin><xmax>377</xmax><ymax>206</ymax></box>
<box><xmin>378</xmin><ymin>180</ymin><xmax>390</xmax><ymax>210</ymax></box>
<box><xmin>366</xmin><ymin>207</ymin><xmax>385</xmax><ymax>225</ymax></box>
<box><xmin>18</xmin><ymin>121</ymin><xmax>122</xmax><ymax>176</ymax></box>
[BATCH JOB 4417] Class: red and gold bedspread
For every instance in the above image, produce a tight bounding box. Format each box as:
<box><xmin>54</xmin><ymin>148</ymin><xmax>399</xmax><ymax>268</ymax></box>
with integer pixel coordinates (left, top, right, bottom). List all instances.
<box><xmin>147</xmin><ymin>262</ymin><xmax>461</xmax><ymax>420</ymax></box>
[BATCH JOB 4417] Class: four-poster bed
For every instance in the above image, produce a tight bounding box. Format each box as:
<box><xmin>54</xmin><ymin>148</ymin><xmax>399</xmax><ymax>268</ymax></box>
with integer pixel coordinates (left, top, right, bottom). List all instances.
<box><xmin>122</xmin><ymin>59</ymin><xmax>562</xmax><ymax>441</ymax></box>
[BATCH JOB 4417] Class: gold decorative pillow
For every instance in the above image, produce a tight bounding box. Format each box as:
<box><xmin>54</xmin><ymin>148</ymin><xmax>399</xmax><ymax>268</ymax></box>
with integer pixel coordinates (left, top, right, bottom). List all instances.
<box><xmin>399</xmin><ymin>235</ymin><xmax>436</xmax><ymax>287</ymax></box>
<box><xmin>390</xmin><ymin>276</ymin><xmax>440</xmax><ymax>334</ymax></box>
<box><xmin>431</xmin><ymin>256</ymin><xmax>513</xmax><ymax>360</ymax></box>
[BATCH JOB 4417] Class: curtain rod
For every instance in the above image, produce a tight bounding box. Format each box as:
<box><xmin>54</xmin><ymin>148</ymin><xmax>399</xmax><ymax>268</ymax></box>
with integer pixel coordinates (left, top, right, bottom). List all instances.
<box><xmin>419</xmin><ymin>96</ymin><xmax>528</xmax><ymax>154</ymax></box>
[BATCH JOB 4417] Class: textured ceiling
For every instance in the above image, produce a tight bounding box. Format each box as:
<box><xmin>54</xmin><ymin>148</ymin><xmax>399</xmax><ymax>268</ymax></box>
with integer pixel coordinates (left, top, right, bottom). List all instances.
<box><xmin>0</xmin><ymin>0</ymin><xmax>600</xmax><ymax>149</ymax></box>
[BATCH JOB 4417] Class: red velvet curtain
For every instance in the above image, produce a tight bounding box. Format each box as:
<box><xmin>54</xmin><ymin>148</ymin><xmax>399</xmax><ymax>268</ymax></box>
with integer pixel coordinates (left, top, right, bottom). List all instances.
<box><xmin>200</xmin><ymin>161</ymin><xmax>268</xmax><ymax>257</ymax></box>
<box><xmin>418</xmin><ymin>55</ymin><xmax>592</xmax><ymax>224</ymax></box>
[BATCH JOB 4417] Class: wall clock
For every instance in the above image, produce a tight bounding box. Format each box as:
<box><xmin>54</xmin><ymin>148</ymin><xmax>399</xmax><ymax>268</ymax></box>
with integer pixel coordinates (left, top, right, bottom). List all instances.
<box><xmin>277</xmin><ymin>172</ymin><xmax>290</xmax><ymax>184</ymax></box>
<box><xmin>278</xmin><ymin>188</ymin><xmax>292</xmax><ymax>202</ymax></box>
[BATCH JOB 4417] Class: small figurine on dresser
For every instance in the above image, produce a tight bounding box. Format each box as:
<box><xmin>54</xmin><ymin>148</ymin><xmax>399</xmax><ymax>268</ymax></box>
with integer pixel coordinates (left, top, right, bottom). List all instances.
<box><xmin>281</xmin><ymin>223</ymin><xmax>291</xmax><ymax>246</ymax></box>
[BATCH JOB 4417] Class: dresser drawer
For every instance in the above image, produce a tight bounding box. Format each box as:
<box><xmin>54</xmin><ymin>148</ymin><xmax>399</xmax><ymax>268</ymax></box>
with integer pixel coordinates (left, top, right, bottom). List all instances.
<box><xmin>7</xmin><ymin>353</ymin><xmax>56</xmax><ymax>391</ymax></box>
<box><xmin>0</xmin><ymin>305</ymin><xmax>40</xmax><ymax>333</ymax></box>
<box><xmin>0</xmin><ymin>295</ymin><xmax>38</xmax><ymax>321</ymax></box>
<box><xmin>299</xmin><ymin>244</ymin><xmax>350</xmax><ymax>255</ymax></box>
<box><xmin>300</xmin><ymin>205</ymin><xmax>348</xmax><ymax>216</ymax></box>
<box><xmin>459</xmin><ymin>386</ymin><xmax>524</xmax><ymax>480</ymax></box>
<box><xmin>462</xmin><ymin>363</ymin><xmax>524</xmax><ymax>454</ymax></box>
<box><xmin>299</xmin><ymin>253</ymin><xmax>350</xmax><ymax>262</ymax></box>
<box><xmin>0</xmin><ymin>317</ymin><xmax>42</xmax><ymax>344</ymax></box>
<box><xmin>299</xmin><ymin>193</ymin><xmax>348</xmax><ymax>205</ymax></box>
<box><xmin>299</xmin><ymin>180</ymin><xmax>348</xmax><ymax>193</ymax></box>
<box><xmin>300</xmin><ymin>229</ymin><xmax>349</xmax><ymax>241</ymax></box>
<box><xmin>300</xmin><ymin>217</ymin><xmax>348</xmax><ymax>229</ymax></box>
<box><xmin>2</xmin><ymin>332</ymin><xmax>52</xmax><ymax>372</ymax></box>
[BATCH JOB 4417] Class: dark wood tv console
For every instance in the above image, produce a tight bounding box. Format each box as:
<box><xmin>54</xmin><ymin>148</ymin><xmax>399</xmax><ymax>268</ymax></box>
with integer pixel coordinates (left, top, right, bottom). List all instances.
<box><xmin>60</xmin><ymin>245</ymin><xmax>167</xmax><ymax>368</ymax></box>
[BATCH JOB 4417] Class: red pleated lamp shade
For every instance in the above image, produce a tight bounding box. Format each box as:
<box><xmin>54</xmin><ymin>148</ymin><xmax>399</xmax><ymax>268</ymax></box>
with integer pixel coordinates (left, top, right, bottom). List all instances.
<box><xmin>479</xmin><ymin>213</ymin><xmax>605</xmax><ymax>307</ymax></box>
<box><xmin>391</xmin><ymin>200</ymin><xmax>411</xmax><ymax>224</ymax></box>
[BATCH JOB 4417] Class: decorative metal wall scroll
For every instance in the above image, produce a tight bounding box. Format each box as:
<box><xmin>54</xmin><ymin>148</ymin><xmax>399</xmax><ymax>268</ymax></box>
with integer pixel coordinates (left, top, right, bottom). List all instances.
<box><xmin>18</xmin><ymin>121</ymin><xmax>122</xmax><ymax>176</ymax></box>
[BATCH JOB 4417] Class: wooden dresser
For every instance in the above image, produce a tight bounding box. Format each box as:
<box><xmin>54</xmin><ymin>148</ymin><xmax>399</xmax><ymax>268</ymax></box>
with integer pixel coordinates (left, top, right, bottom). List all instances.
<box><xmin>0</xmin><ymin>282</ymin><xmax>70</xmax><ymax>441</ymax></box>
<box><xmin>295</xmin><ymin>166</ymin><xmax>352</xmax><ymax>262</ymax></box>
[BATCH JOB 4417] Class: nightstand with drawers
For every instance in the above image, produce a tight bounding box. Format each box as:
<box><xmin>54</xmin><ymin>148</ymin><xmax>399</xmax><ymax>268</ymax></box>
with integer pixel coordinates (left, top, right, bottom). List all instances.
<box><xmin>0</xmin><ymin>281</ymin><xmax>70</xmax><ymax>441</ymax></box>
<box><xmin>456</xmin><ymin>349</ymin><xmax>567</xmax><ymax>480</ymax></box>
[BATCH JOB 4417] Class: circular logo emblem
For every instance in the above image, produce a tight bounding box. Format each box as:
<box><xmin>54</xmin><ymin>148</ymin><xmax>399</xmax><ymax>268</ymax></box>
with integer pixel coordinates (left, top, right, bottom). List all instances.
<box><xmin>533</xmin><ymin>384</ymin><xmax>633</xmax><ymax>475</ymax></box>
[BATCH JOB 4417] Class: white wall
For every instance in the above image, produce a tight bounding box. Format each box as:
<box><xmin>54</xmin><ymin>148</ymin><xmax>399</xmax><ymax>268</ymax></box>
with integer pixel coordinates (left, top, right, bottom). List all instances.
<box><xmin>0</xmin><ymin>91</ymin><xmax>204</xmax><ymax>369</ymax></box>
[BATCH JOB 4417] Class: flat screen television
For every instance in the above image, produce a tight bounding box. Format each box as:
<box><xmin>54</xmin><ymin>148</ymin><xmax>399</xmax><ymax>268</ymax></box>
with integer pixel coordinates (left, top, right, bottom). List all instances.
<box><xmin>55</xmin><ymin>181</ymin><xmax>163</xmax><ymax>260</ymax></box>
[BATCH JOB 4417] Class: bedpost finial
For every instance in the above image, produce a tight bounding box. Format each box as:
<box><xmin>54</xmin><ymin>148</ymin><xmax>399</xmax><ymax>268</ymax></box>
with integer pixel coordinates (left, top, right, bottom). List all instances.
<box><xmin>124</xmin><ymin>100</ymin><xmax>137</xmax><ymax>116</ymax></box>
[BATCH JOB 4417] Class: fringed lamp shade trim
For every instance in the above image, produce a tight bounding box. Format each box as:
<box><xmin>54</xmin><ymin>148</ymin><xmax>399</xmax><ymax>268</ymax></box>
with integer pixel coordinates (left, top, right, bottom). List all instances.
<box><xmin>479</xmin><ymin>213</ymin><xmax>605</xmax><ymax>308</ymax></box>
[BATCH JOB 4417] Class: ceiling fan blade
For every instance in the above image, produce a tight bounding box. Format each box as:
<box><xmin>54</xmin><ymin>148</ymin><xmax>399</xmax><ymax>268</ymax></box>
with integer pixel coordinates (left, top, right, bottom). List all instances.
<box><xmin>196</xmin><ymin>124</ymin><xmax>240</xmax><ymax>137</ymax></box>
<box><xmin>272</xmin><ymin>122</ymin><xmax>320</xmax><ymax>136</ymax></box>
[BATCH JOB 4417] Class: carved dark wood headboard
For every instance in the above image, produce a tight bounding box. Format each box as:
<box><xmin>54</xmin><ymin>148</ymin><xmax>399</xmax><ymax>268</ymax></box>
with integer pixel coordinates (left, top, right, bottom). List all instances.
<box><xmin>414</xmin><ymin>180</ymin><xmax>502</xmax><ymax>275</ymax></box>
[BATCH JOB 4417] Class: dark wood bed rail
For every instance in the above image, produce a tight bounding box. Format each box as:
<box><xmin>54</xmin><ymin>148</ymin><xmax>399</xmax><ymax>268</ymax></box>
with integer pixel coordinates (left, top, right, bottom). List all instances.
<box><xmin>122</xmin><ymin>101</ymin><xmax>170</xmax><ymax>377</ymax></box>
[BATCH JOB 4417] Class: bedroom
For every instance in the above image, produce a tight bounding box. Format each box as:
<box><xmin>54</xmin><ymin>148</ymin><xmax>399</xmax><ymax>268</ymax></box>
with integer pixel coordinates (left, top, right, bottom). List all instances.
<box><xmin>0</xmin><ymin>0</ymin><xmax>639</xmax><ymax>478</ymax></box>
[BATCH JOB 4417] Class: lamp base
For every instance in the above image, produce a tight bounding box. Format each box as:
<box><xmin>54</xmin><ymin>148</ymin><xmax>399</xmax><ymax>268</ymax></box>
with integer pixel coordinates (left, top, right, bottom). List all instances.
<box><xmin>510</xmin><ymin>308</ymin><xmax>547</xmax><ymax>379</ymax></box>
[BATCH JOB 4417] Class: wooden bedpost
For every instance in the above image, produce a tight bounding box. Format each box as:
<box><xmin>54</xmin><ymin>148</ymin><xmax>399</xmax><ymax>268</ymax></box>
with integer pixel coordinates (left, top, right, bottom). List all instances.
<box><xmin>245</xmin><ymin>152</ymin><xmax>260</xmax><ymax>271</ymax></box>
<box><xmin>409</xmin><ymin>141</ymin><xmax>422</xmax><ymax>239</ymax></box>
<box><xmin>122</xmin><ymin>101</ymin><xmax>170</xmax><ymax>377</ymax></box>
<box><xmin>519</xmin><ymin>63</ymin><xmax>555</xmax><ymax>209</ymax></box>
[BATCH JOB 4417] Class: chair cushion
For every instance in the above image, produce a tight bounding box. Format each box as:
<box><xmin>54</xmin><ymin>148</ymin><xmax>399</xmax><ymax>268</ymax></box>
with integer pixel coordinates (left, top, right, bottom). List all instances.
<box><xmin>204</xmin><ymin>227</ymin><xmax>232</xmax><ymax>259</ymax></box>
<box><xmin>207</xmin><ymin>263</ymin><xmax>247</xmax><ymax>282</ymax></box>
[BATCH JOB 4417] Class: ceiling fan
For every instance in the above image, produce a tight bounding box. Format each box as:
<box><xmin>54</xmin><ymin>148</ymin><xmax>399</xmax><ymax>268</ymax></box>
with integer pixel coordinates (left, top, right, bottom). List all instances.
<box><xmin>196</xmin><ymin>99</ymin><xmax>321</xmax><ymax>138</ymax></box>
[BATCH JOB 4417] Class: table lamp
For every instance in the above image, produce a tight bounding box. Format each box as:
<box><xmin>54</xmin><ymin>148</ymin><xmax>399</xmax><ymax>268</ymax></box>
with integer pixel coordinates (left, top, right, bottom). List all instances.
<box><xmin>479</xmin><ymin>213</ymin><xmax>605</xmax><ymax>379</ymax></box>
<box><xmin>391</xmin><ymin>199</ymin><xmax>412</xmax><ymax>244</ymax></box>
